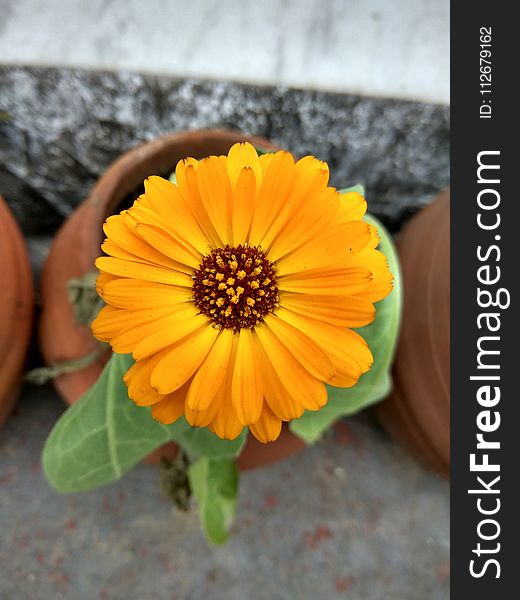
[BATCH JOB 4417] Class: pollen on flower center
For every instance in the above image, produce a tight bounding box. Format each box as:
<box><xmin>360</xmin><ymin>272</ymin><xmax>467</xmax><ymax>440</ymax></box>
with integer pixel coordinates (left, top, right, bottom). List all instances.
<box><xmin>192</xmin><ymin>244</ymin><xmax>279</xmax><ymax>331</ymax></box>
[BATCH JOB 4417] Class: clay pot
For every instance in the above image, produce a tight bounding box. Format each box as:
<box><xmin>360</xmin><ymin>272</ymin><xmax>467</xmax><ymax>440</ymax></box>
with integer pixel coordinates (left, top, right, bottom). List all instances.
<box><xmin>376</xmin><ymin>190</ymin><xmax>450</xmax><ymax>477</ymax></box>
<box><xmin>0</xmin><ymin>197</ymin><xmax>34</xmax><ymax>426</ymax></box>
<box><xmin>39</xmin><ymin>129</ymin><xmax>305</xmax><ymax>469</ymax></box>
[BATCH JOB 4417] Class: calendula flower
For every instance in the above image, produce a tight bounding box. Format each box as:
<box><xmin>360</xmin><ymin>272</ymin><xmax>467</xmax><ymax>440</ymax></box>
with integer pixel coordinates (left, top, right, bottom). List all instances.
<box><xmin>92</xmin><ymin>142</ymin><xmax>392</xmax><ymax>443</ymax></box>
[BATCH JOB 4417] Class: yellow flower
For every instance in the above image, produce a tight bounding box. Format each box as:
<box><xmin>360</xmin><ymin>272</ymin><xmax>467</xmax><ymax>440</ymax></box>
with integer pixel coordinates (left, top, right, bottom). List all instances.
<box><xmin>92</xmin><ymin>142</ymin><xmax>392</xmax><ymax>443</ymax></box>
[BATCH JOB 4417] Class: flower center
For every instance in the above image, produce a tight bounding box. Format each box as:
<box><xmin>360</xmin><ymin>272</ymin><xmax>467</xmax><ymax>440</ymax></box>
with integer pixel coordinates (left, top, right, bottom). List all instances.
<box><xmin>192</xmin><ymin>244</ymin><xmax>279</xmax><ymax>331</ymax></box>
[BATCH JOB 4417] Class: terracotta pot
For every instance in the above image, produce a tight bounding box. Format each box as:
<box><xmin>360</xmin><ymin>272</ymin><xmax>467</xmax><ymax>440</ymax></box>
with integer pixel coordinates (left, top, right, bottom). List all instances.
<box><xmin>376</xmin><ymin>190</ymin><xmax>450</xmax><ymax>477</ymax></box>
<box><xmin>39</xmin><ymin>129</ymin><xmax>306</xmax><ymax>469</ymax></box>
<box><xmin>0</xmin><ymin>197</ymin><xmax>34</xmax><ymax>426</ymax></box>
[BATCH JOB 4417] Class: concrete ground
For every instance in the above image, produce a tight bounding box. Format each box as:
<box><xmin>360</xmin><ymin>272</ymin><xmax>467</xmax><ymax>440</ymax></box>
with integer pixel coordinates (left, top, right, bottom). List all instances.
<box><xmin>0</xmin><ymin>385</ymin><xmax>449</xmax><ymax>599</ymax></box>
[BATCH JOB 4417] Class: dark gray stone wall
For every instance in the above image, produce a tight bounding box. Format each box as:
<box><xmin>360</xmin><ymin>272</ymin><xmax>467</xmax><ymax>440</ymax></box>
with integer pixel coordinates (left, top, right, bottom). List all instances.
<box><xmin>1</xmin><ymin>66</ymin><xmax>449</xmax><ymax>237</ymax></box>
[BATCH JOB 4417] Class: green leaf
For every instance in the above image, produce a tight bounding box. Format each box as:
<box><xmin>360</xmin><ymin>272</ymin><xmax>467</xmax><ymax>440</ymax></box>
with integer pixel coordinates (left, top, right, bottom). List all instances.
<box><xmin>338</xmin><ymin>183</ymin><xmax>365</xmax><ymax>196</ymax></box>
<box><xmin>42</xmin><ymin>353</ymin><xmax>175</xmax><ymax>492</ymax></box>
<box><xmin>43</xmin><ymin>353</ymin><xmax>247</xmax><ymax>493</ymax></box>
<box><xmin>290</xmin><ymin>213</ymin><xmax>402</xmax><ymax>443</ymax></box>
<box><xmin>188</xmin><ymin>457</ymin><xmax>239</xmax><ymax>544</ymax></box>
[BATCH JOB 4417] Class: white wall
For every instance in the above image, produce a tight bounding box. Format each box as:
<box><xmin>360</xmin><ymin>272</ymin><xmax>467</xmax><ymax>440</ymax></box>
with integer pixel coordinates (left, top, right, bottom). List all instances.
<box><xmin>0</xmin><ymin>0</ymin><xmax>449</xmax><ymax>103</ymax></box>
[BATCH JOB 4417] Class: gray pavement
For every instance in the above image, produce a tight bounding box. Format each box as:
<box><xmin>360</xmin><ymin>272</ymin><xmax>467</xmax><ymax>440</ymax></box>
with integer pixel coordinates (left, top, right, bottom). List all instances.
<box><xmin>0</xmin><ymin>385</ymin><xmax>449</xmax><ymax>599</ymax></box>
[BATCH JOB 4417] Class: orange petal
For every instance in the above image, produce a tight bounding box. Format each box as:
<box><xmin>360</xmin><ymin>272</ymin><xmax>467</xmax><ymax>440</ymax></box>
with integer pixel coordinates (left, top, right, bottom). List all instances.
<box><xmin>110</xmin><ymin>304</ymin><xmax>200</xmax><ymax>355</ymax></box>
<box><xmin>347</xmin><ymin>248</ymin><xmax>394</xmax><ymax>303</ymax></box>
<box><xmin>185</xmin><ymin>386</ymin><xmax>223</xmax><ymax>427</ymax></box>
<box><xmin>294</xmin><ymin>155</ymin><xmax>329</xmax><ymax>181</ymax></box>
<box><xmin>130</xmin><ymin>219</ymin><xmax>201</xmax><ymax>269</ymax></box>
<box><xmin>132</xmin><ymin>312</ymin><xmax>209</xmax><ymax>360</ymax></box>
<box><xmin>143</xmin><ymin>176</ymin><xmax>211</xmax><ymax>255</ymax></box>
<box><xmin>175</xmin><ymin>156</ymin><xmax>199</xmax><ymax>186</ymax></box>
<box><xmin>267</xmin><ymin>186</ymin><xmax>340</xmax><ymax>261</ymax></box>
<box><xmin>255</xmin><ymin>323</ymin><xmax>327</xmax><ymax>411</ymax></box>
<box><xmin>255</xmin><ymin>342</ymin><xmax>305</xmax><ymax>421</ymax></box>
<box><xmin>209</xmin><ymin>378</ymin><xmax>244</xmax><ymax>440</ymax></box>
<box><xmin>151</xmin><ymin>325</ymin><xmax>219</xmax><ymax>394</ymax></box>
<box><xmin>263</xmin><ymin>314</ymin><xmax>335</xmax><ymax>381</ymax></box>
<box><xmin>231</xmin><ymin>328</ymin><xmax>263</xmax><ymax>425</ymax></box>
<box><xmin>249</xmin><ymin>403</ymin><xmax>282</xmax><ymax>443</ymax></box>
<box><xmin>360</xmin><ymin>270</ymin><xmax>394</xmax><ymax>303</ymax></box>
<box><xmin>91</xmin><ymin>305</ymin><xmax>172</xmax><ymax>343</ymax></box>
<box><xmin>176</xmin><ymin>160</ymin><xmax>222</xmax><ymax>248</ymax></box>
<box><xmin>209</xmin><ymin>403</ymin><xmax>244</xmax><ymax>440</ymax></box>
<box><xmin>337</xmin><ymin>191</ymin><xmax>367</xmax><ymax>222</ymax></box>
<box><xmin>277</xmin><ymin>307</ymin><xmax>373</xmax><ymax>387</ymax></box>
<box><xmin>248</xmin><ymin>151</ymin><xmax>295</xmax><ymax>245</ymax></box>
<box><xmin>99</xmin><ymin>278</ymin><xmax>191</xmax><ymax>310</ymax></box>
<box><xmin>103</xmin><ymin>213</ymin><xmax>186</xmax><ymax>271</ymax></box>
<box><xmin>124</xmin><ymin>352</ymin><xmax>167</xmax><ymax>406</ymax></box>
<box><xmin>95</xmin><ymin>256</ymin><xmax>193</xmax><ymax>287</ymax></box>
<box><xmin>367</xmin><ymin>224</ymin><xmax>381</xmax><ymax>248</ymax></box>
<box><xmin>275</xmin><ymin>221</ymin><xmax>372</xmax><ymax>277</ymax></box>
<box><xmin>151</xmin><ymin>383</ymin><xmax>188</xmax><ymax>424</ymax></box>
<box><xmin>186</xmin><ymin>328</ymin><xmax>235</xmax><ymax>412</ymax></box>
<box><xmin>95</xmin><ymin>271</ymin><xmax>118</xmax><ymax>296</ymax></box>
<box><xmin>259</xmin><ymin>163</ymin><xmax>329</xmax><ymax>251</ymax></box>
<box><xmin>232</xmin><ymin>166</ymin><xmax>256</xmax><ymax>245</ymax></box>
<box><xmin>277</xmin><ymin>266</ymin><xmax>373</xmax><ymax>296</ymax></box>
<box><xmin>209</xmin><ymin>351</ymin><xmax>244</xmax><ymax>440</ymax></box>
<box><xmin>196</xmin><ymin>156</ymin><xmax>233</xmax><ymax>245</ymax></box>
<box><xmin>280</xmin><ymin>292</ymin><xmax>376</xmax><ymax>328</ymax></box>
<box><xmin>226</xmin><ymin>142</ymin><xmax>262</xmax><ymax>190</ymax></box>
<box><xmin>258</xmin><ymin>152</ymin><xmax>274</xmax><ymax>174</ymax></box>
